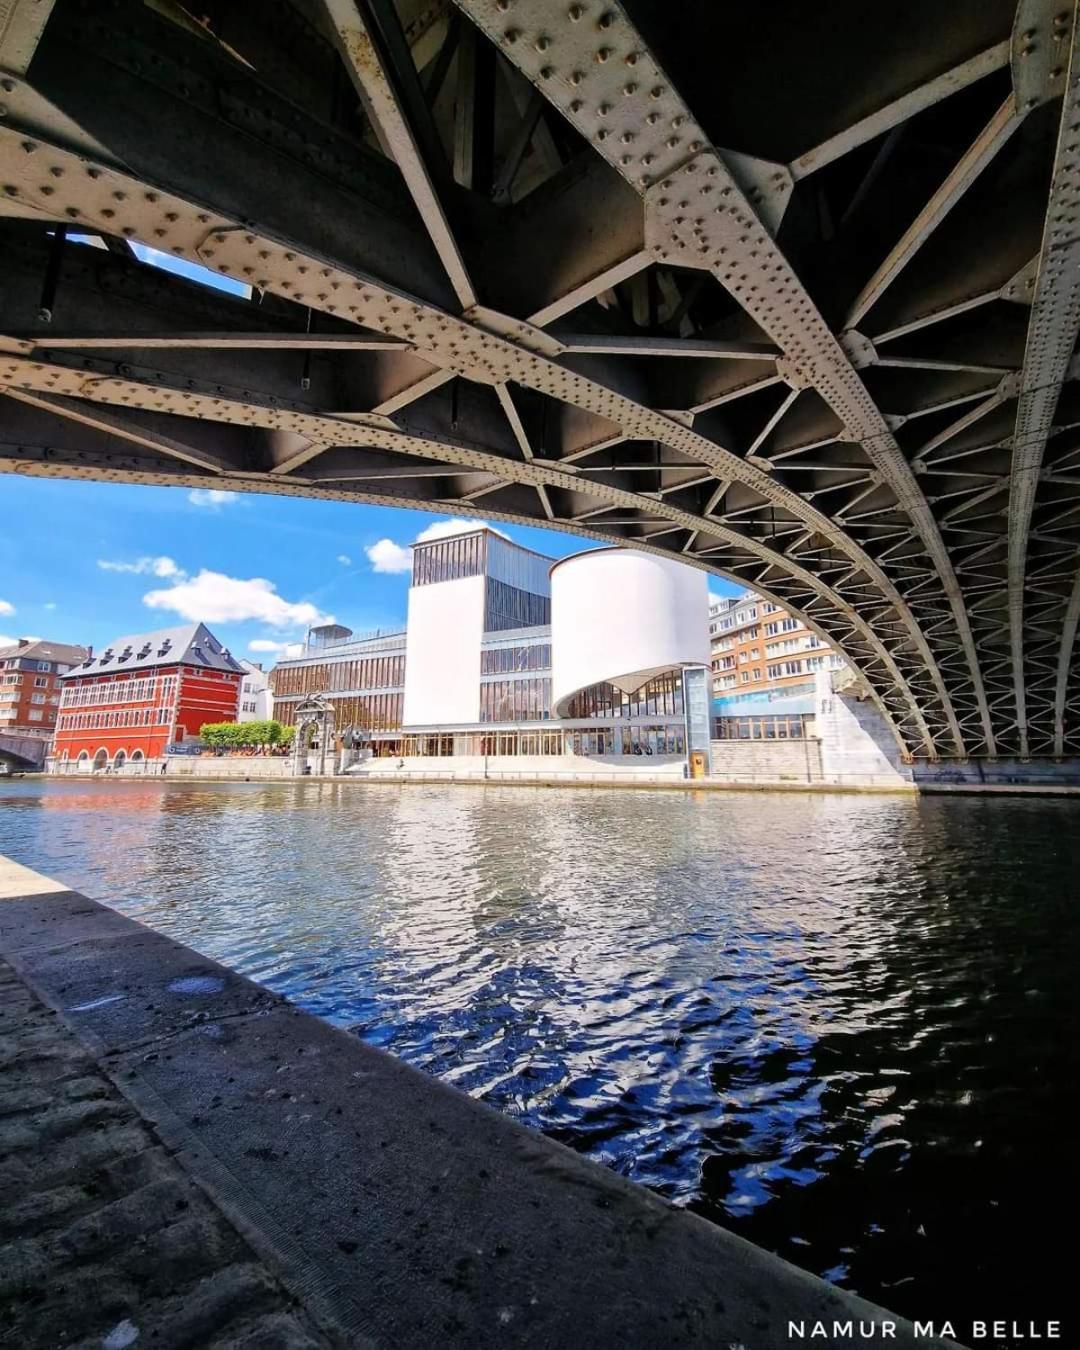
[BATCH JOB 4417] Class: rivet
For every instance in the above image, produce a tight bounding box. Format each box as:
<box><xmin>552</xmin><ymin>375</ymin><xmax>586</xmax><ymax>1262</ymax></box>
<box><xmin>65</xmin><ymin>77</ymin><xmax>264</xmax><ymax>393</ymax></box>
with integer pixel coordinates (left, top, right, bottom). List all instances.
<box><xmin>540</xmin><ymin>65</ymin><xmax>553</xmax><ymax>78</ymax></box>
<box><xmin>504</xmin><ymin>27</ymin><xmax>519</xmax><ymax>42</ymax></box>
<box><xmin>623</xmin><ymin>82</ymin><xmax>637</xmax><ymax>95</ymax></box>
<box><xmin>568</xmin><ymin>3</ymin><xmax>583</xmax><ymax>18</ymax></box>
<box><xmin>596</xmin><ymin>46</ymin><xmax>611</xmax><ymax>61</ymax></box>
<box><xmin>598</xmin><ymin>10</ymin><xmax>615</xmax><ymax>27</ymax></box>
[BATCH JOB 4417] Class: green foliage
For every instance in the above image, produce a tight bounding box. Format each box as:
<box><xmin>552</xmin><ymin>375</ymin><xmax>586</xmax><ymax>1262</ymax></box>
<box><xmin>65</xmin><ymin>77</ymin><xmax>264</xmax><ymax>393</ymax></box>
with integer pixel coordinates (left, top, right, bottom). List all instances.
<box><xmin>198</xmin><ymin>719</ymin><xmax>293</xmax><ymax>749</ymax></box>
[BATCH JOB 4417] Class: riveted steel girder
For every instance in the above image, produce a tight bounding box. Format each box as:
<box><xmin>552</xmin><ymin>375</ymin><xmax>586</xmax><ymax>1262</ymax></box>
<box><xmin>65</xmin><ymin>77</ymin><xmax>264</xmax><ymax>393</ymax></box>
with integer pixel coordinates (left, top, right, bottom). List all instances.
<box><xmin>1</xmin><ymin>0</ymin><xmax>1077</xmax><ymax>758</ymax></box>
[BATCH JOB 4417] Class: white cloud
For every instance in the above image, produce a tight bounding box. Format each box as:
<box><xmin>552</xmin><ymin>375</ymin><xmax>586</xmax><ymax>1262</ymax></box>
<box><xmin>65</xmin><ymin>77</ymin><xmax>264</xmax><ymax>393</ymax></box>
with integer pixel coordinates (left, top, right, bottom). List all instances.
<box><xmin>1</xmin><ymin>634</ymin><xmax>42</xmax><ymax>645</ymax></box>
<box><xmin>188</xmin><ymin>488</ymin><xmax>238</xmax><ymax>510</ymax></box>
<box><xmin>364</xmin><ymin>517</ymin><xmax>508</xmax><ymax>575</ymax></box>
<box><xmin>98</xmin><ymin>556</ymin><xmax>186</xmax><ymax>579</ymax></box>
<box><xmin>337</xmin><ymin>554</ymin><xmax>352</xmax><ymax>566</ymax></box>
<box><xmin>365</xmin><ymin>538</ymin><xmax>413</xmax><ymax>574</ymax></box>
<box><xmin>0</xmin><ymin>600</ymin><xmax>13</xmax><ymax>617</ymax></box>
<box><xmin>249</xmin><ymin>638</ymin><xmax>304</xmax><ymax>658</ymax></box>
<box><xmin>44</xmin><ymin>602</ymin><xmax>57</xmax><ymax>611</ymax></box>
<box><xmin>416</xmin><ymin>517</ymin><xmax>507</xmax><ymax>543</ymax></box>
<box><xmin>143</xmin><ymin>569</ymin><xmax>331</xmax><ymax>629</ymax></box>
<box><xmin>0</xmin><ymin>634</ymin><xmax>14</xmax><ymax>648</ymax></box>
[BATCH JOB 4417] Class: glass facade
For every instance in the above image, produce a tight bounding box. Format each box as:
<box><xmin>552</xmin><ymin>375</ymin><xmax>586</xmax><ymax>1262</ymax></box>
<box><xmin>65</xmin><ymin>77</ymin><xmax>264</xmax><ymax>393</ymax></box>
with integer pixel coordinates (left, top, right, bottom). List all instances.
<box><xmin>563</xmin><ymin>673</ymin><xmax>683</xmax><ymax>720</ymax></box>
<box><xmin>412</xmin><ymin>532</ymin><xmax>486</xmax><ymax>586</ymax></box>
<box><xmin>321</xmin><ymin>692</ymin><xmax>403</xmax><ymax>732</ymax></box>
<box><xmin>714</xmin><ymin>714</ymin><xmax>812</xmax><ymax>740</ymax></box>
<box><xmin>480</xmin><ymin>643</ymin><xmax>551</xmax><ymax>673</ymax></box>
<box><xmin>400</xmin><ymin>726</ymin><xmax>684</xmax><ymax>757</ymax></box>
<box><xmin>483</xmin><ymin>578</ymin><xmax>551</xmax><ymax>632</ymax></box>
<box><xmin>270</xmin><ymin>652</ymin><xmax>405</xmax><ymax>698</ymax></box>
<box><xmin>479</xmin><ymin>678</ymin><xmax>552</xmax><ymax>722</ymax></box>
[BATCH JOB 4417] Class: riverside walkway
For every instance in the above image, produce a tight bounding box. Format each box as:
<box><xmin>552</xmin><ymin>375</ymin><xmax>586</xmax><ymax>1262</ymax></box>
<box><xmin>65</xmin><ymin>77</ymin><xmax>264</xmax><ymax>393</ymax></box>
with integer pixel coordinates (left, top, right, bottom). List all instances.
<box><xmin>0</xmin><ymin>854</ymin><xmax>954</xmax><ymax>1349</ymax></box>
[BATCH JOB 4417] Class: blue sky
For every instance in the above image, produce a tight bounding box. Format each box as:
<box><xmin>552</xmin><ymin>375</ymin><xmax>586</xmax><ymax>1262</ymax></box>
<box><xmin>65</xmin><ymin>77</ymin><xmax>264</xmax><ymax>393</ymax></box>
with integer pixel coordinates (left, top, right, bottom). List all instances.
<box><xmin>0</xmin><ymin>476</ymin><xmax>741</xmax><ymax>662</ymax></box>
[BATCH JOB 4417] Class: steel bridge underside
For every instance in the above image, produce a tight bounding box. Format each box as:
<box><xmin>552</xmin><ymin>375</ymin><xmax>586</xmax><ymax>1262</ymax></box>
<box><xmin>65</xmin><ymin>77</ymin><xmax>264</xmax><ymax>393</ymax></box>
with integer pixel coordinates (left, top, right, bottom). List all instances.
<box><xmin>2</xmin><ymin>0</ymin><xmax>1080</xmax><ymax>760</ymax></box>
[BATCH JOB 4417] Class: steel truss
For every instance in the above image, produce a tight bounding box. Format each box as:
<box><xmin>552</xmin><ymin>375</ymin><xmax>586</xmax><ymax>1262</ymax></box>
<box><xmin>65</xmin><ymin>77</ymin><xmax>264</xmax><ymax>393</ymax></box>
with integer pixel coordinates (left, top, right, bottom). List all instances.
<box><xmin>2</xmin><ymin>0</ymin><xmax>1080</xmax><ymax>758</ymax></box>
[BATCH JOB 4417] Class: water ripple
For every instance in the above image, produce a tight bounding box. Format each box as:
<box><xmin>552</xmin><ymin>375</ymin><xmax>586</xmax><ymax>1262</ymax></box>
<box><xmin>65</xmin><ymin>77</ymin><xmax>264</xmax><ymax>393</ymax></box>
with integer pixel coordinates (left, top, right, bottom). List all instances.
<box><xmin>0</xmin><ymin>779</ymin><xmax>1076</xmax><ymax>1333</ymax></box>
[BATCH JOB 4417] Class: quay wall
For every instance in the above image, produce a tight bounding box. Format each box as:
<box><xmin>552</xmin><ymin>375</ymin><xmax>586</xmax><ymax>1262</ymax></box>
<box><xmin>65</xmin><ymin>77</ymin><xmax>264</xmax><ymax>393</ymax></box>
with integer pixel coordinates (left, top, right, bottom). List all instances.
<box><xmin>0</xmin><ymin>853</ymin><xmax>952</xmax><ymax>1349</ymax></box>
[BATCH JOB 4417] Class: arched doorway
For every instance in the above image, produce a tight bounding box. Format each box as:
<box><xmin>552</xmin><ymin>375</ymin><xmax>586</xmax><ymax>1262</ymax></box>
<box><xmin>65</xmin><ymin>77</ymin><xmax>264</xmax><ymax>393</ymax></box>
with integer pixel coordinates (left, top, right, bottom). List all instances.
<box><xmin>114</xmin><ymin>749</ymin><xmax>126</xmax><ymax>771</ymax></box>
<box><xmin>77</xmin><ymin>750</ymin><xmax>90</xmax><ymax>774</ymax></box>
<box><xmin>92</xmin><ymin>748</ymin><xmax>108</xmax><ymax>772</ymax></box>
<box><xmin>291</xmin><ymin>694</ymin><xmax>334</xmax><ymax>776</ymax></box>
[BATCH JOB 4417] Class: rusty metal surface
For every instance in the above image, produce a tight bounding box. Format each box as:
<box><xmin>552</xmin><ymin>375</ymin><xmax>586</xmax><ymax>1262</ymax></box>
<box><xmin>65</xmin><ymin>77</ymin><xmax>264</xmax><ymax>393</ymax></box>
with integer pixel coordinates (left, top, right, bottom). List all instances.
<box><xmin>1</xmin><ymin>0</ymin><xmax>1079</xmax><ymax>758</ymax></box>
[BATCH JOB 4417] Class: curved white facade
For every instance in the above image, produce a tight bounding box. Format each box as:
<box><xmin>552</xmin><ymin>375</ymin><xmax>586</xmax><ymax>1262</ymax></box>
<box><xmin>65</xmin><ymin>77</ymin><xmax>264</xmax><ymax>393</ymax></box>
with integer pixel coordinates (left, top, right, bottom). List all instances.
<box><xmin>550</xmin><ymin>550</ymin><xmax>710</xmax><ymax>715</ymax></box>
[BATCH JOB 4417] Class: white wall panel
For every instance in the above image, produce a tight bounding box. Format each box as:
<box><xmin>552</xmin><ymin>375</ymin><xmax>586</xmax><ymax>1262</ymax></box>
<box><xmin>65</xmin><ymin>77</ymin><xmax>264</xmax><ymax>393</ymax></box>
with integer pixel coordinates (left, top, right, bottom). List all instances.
<box><xmin>402</xmin><ymin>575</ymin><xmax>484</xmax><ymax>726</ymax></box>
<box><xmin>551</xmin><ymin>550</ymin><xmax>710</xmax><ymax>713</ymax></box>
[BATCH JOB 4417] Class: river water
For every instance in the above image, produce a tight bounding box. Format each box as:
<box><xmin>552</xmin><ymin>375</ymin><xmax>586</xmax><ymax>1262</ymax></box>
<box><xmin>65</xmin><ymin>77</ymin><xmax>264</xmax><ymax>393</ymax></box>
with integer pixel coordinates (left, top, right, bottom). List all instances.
<box><xmin>0</xmin><ymin>779</ymin><xmax>1075</xmax><ymax>1333</ymax></box>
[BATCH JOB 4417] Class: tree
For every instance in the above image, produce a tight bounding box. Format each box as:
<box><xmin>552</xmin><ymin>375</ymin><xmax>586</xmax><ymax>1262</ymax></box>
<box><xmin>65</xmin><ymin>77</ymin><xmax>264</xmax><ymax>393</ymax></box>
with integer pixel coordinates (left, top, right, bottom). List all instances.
<box><xmin>199</xmin><ymin>719</ymin><xmax>292</xmax><ymax>749</ymax></box>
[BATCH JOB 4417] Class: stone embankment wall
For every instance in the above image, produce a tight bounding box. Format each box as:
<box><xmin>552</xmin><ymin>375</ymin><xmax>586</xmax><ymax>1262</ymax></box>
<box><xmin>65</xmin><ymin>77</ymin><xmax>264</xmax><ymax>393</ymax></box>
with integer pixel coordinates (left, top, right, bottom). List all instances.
<box><xmin>708</xmin><ymin>737</ymin><xmax>823</xmax><ymax>783</ymax></box>
<box><xmin>814</xmin><ymin>670</ymin><xmax>914</xmax><ymax>785</ymax></box>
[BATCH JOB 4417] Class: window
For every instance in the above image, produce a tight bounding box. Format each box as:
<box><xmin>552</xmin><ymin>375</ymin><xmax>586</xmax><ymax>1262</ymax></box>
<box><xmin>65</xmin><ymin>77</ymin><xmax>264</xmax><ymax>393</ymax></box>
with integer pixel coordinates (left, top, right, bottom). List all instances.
<box><xmin>36</xmin><ymin>661</ymin><xmax>52</xmax><ymax>671</ymax></box>
<box><xmin>30</xmin><ymin>693</ymin><xmax>46</xmax><ymax>704</ymax></box>
<box><xmin>34</xmin><ymin>677</ymin><xmax>48</xmax><ymax>688</ymax></box>
<box><xmin>28</xmin><ymin>710</ymin><xmax>43</xmax><ymax>721</ymax></box>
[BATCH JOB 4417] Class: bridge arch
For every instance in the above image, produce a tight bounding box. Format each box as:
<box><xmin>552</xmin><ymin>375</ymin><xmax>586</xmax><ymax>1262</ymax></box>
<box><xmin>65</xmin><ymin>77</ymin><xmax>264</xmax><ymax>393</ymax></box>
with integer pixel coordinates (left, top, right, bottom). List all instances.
<box><xmin>1</xmin><ymin>0</ymin><xmax>1076</xmax><ymax>760</ymax></box>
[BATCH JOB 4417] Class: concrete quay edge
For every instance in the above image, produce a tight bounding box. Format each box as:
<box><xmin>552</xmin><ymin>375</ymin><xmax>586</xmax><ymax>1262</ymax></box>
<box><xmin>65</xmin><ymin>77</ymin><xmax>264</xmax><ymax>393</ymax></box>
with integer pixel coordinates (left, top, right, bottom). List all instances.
<box><xmin>15</xmin><ymin>771</ymin><xmax>919</xmax><ymax>794</ymax></box>
<box><xmin>0</xmin><ymin>853</ymin><xmax>963</xmax><ymax>1350</ymax></box>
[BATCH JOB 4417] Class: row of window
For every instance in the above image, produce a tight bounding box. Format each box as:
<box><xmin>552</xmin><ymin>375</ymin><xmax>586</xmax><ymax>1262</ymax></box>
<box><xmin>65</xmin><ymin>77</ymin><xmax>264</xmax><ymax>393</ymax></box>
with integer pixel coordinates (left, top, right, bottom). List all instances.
<box><xmin>764</xmin><ymin>617</ymin><xmax>800</xmax><ymax>636</ymax></box>
<box><xmin>277</xmin><ymin>691</ymin><xmax>403</xmax><ymax>731</ymax></box>
<box><xmin>398</xmin><ymin>725</ymin><xmax>686</xmax><ymax>757</ymax></box>
<box><xmin>479</xmin><ymin>678</ymin><xmax>552</xmax><ymax>723</ymax></box>
<box><xmin>269</xmin><ymin>654</ymin><xmax>405</xmax><ymax>699</ymax></box>
<box><xmin>412</xmin><ymin>532</ymin><xmax>485</xmax><ymax>586</ymax></box>
<box><xmin>480</xmin><ymin>643</ymin><xmax>551</xmax><ymax>674</ymax></box>
<box><xmin>60</xmin><ymin>676</ymin><xmax>177</xmax><ymax>708</ymax></box>
<box><xmin>58</xmin><ymin>707</ymin><xmax>172</xmax><ymax>730</ymax></box>
<box><xmin>0</xmin><ymin>658</ymin><xmax>64</xmax><ymax>672</ymax></box>
<box><xmin>714</xmin><ymin>715</ymin><xmax>813</xmax><ymax>740</ymax></box>
<box><xmin>563</xmin><ymin>673</ymin><xmax>684</xmax><ymax>720</ymax></box>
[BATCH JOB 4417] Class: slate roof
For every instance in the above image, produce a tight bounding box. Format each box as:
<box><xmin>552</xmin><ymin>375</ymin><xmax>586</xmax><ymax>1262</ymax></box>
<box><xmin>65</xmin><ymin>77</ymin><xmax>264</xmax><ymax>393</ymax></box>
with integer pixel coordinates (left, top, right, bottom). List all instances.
<box><xmin>0</xmin><ymin>638</ymin><xmax>88</xmax><ymax>667</ymax></box>
<box><xmin>61</xmin><ymin>623</ymin><xmax>245</xmax><ymax>677</ymax></box>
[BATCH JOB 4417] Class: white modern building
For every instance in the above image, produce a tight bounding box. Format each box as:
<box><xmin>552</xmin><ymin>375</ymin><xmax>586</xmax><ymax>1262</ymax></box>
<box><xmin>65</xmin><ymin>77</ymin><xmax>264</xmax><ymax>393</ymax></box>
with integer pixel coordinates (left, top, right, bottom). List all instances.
<box><xmin>237</xmin><ymin>660</ymin><xmax>272</xmax><ymax>722</ymax></box>
<box><xmin>271</xmin><ymin>527</ymin><xmax>713</xmax><ymax>773</ymax></box>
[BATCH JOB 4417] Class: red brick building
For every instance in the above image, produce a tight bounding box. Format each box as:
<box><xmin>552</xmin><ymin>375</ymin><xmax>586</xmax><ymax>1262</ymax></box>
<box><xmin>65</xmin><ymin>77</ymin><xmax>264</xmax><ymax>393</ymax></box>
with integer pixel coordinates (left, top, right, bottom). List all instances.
<box><xmin>52</xmin><ymin>623</ymin><xmax>243</xmax><ymax>770</ymax></box>
<box><xmin>0</xmin><ymin>638</ymin><xmax>88</xmax><ymax>739</ymax></box>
